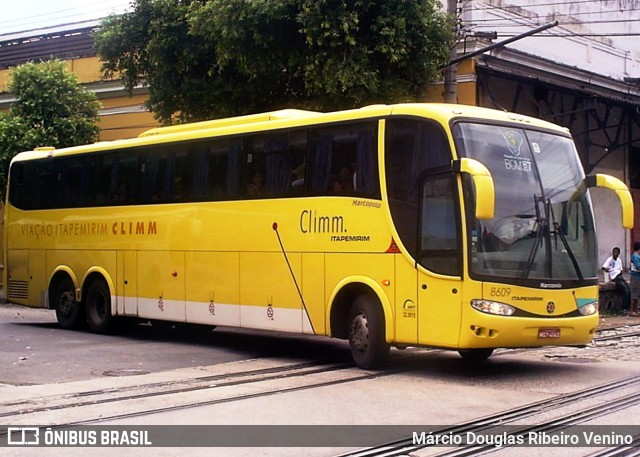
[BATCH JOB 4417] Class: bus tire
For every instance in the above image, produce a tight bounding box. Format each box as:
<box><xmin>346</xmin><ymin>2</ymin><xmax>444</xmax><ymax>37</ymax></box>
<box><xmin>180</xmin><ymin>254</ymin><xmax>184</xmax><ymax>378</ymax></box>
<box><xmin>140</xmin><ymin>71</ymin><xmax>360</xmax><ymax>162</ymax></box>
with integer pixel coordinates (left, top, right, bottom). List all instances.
<box><xmin>458</xmin><ymin>348</ymin><xmax>494</xmax><ymax>362</ymax></box>
<box><xmin>348</xmin><ymin>295</ymin><xmax>390</xmax><ymax>369</ymax></box>
<box><xmin>85</xmin><ymin>279</ymin><xmax>113</xmax><ymax>334</ymax></box>
<box><xmin>54</xmin><ymin>277</ymin><xmax>84</xmax><ymax>330</ymax></box>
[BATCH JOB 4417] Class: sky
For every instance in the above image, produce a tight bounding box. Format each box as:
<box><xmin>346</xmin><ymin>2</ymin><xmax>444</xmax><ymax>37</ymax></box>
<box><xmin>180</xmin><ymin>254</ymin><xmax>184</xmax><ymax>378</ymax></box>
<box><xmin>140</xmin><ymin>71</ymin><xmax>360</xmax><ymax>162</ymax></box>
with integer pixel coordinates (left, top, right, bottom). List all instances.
<box><xmin>1</xmin><ymin>0</ymin><xmax>131</xmax><ymax>36</ymax></box>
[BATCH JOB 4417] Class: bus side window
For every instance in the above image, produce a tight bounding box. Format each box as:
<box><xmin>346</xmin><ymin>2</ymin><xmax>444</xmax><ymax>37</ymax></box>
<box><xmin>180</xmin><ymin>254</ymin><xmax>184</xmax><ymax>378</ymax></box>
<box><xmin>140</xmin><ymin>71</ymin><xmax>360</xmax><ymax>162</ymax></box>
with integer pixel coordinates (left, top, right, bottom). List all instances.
<box><xmin>310</xmin><ymin>133</ymin><xmax>333</xmax><ymax>194</ymax></box>
<box><xmin>172</xmin><ymin>151</ymin><xmax>188</xmax><ymax>202</ymax></box>
<box><xmin>288</xmin><ymin>130</ymin><xmax>308</xmax><ymax>195</ymax></box>
<box><xmin>310</xmin><ymin>122</ymin><xmax>379</xmax><ymax>198</ymax></box>
<box><xmin>58</xmin><ymin>157</ymin><xmax>92</xmax><ymax>208</ymax></box>
<box><xmin>243</xmin><ymin>134</ymin><xmax>292</xmax><ymax>198</ymax></box>
<box><xmin>189</xmin><ymin>146</ymin><xmax>210</xmax><ymax>201</ymax></box>
<box><xmin>223</xmin><ymin>142</ymin><xmax>242</xmax><ymax>199</ymax></box>
<box><xmin>9</xmin><ymin>162</ymin><xmax>34</xmax><ymax>210</ymax></box>
<box><xmin>92</xmin><ymin>156</ymin><xmax>112</xmax><ymax>205</ymax></box>
<box><xmin>420</xmin><ymin>174</ymin><xmax>460</xmax><ymax>276</ymax></box>
<box><xmin>354</xmin><ymin>129</ymin><xmax>378</xmax><ymax>196</ymax></box>
<box><xmin>264</xmin><ymin>137</ymin><xmax>291</xmax><ymax>196</ymax></box>
<box><xmin>243</xmin><ymin>135</ymin><xmax>267</xmax><ymax>197</ymax></box>
<box><xmin>57</xmin><ymin>157</ymin><xmax>73</xmax><ymax>207</ymax></box>
<box><xmin>139</xmin><ymin>150</ymin><xmax>161</xmax><ymax>204</ymax></box>
<box><xmin>385</xmin><ymin>119</ymin><xmax>453</xmax><ymax>262</ymax></box>
<box><xmin>36</xmin><ymin>160</ymin><xmax>56</xmax><ymax>209</ymax></box>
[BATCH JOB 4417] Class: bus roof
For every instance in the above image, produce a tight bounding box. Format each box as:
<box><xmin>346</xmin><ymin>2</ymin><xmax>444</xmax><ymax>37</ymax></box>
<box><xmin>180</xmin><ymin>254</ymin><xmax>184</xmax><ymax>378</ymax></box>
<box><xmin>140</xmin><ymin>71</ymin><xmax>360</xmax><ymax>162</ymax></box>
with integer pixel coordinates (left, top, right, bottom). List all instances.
<box><xmin>11</xmin><ymin>103</ymin><xmax>570</xmax><ymax>163</ymax></box>
<box><xmin>138</xmin><ymin>109</ymin><xmax>321</xmax><ymax>138</ymax></box>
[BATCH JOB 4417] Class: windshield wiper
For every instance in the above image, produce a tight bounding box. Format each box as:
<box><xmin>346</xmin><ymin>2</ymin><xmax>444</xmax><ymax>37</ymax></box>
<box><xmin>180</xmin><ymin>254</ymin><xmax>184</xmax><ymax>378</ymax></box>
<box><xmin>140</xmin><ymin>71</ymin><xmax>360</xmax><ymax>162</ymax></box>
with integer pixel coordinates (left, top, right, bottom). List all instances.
<box><xmin>549</xmin><ymin>202</ymin><xmax>584</xmax><ymax>280</ymax></box>
<box><xmin>520</xmin><ymin>196</ymin><xmax>584</xmax><ymax>280</ymax></box>
<box><xmin>520</xmin><ymin>195</ymin><xmax>546</xmax><ymax>279</ymax></box>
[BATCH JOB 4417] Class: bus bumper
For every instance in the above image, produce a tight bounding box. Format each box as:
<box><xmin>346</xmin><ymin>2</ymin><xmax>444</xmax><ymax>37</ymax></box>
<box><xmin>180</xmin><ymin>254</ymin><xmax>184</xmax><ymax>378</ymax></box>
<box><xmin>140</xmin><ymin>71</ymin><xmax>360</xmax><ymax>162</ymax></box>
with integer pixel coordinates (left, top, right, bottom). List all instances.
<box><xmin>458</xmin><ymin>310</ymin><xmax>599</xmax><ymax>349</ymax></box>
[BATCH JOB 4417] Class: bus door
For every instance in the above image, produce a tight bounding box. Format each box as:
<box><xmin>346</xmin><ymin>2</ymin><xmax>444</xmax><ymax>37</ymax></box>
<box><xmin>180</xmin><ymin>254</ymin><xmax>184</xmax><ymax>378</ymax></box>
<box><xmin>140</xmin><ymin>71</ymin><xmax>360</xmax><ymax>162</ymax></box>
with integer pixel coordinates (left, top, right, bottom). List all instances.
<box><xmin>416</xmin><ymin>173</ymin><xmax>463</xmax><ymax>348</ymax></box>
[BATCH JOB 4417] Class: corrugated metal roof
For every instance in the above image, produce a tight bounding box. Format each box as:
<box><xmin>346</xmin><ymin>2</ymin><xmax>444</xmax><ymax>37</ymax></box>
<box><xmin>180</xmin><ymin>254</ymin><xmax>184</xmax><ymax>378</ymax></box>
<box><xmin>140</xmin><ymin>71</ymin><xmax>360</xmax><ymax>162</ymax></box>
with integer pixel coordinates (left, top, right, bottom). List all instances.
<box><xmin>0</xmin><ymin>20</ymin><xmax>100</xmax><ymax>70</ymax></box>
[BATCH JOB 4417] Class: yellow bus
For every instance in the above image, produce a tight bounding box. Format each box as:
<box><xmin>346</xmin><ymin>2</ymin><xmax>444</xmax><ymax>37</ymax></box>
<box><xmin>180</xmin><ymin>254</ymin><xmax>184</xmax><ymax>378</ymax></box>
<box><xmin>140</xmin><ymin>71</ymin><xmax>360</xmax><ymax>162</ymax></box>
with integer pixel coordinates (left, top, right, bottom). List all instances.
<box><xmin>4</xmin><ymin>104</ymin><xmax>633</xmax><ymax>369</ymax></box>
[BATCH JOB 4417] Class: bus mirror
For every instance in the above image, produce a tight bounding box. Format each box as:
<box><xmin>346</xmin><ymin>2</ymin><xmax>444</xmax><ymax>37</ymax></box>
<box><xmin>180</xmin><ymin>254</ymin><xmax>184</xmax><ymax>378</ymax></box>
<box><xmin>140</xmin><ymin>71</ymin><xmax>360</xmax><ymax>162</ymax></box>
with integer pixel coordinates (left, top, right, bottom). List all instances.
<box><xmin>584</xmin><ymin>174</ymin><xmax>634</xmax><ymax>229</ymax></box>
<box><xmin>453</xmin><ymin>158</ymin><xmax>495</xmax><ymax>220</ymax></box>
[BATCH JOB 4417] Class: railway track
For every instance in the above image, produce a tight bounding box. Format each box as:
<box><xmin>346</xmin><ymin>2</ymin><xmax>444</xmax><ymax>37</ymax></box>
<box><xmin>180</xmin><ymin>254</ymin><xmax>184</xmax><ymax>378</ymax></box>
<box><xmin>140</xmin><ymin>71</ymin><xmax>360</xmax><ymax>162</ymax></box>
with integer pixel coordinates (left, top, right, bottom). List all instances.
<box><xmin>0</xmin><ymin>358</ymin><xmax>411</xmax><ymax>427</ymax></box>
<box><xmin>336</xmin><ymin>375</ymin><xmax>640</xmax><ymax>457</ymax></box>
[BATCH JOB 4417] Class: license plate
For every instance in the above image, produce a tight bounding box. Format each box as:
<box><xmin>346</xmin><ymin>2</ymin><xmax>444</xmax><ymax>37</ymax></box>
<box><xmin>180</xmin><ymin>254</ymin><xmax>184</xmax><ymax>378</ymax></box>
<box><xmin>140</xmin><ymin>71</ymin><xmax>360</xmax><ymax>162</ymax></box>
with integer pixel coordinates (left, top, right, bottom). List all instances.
<box><xmin>538</xmin><ymin>328</ymin><xmax>561</xmax><ymax>338</ymax></box>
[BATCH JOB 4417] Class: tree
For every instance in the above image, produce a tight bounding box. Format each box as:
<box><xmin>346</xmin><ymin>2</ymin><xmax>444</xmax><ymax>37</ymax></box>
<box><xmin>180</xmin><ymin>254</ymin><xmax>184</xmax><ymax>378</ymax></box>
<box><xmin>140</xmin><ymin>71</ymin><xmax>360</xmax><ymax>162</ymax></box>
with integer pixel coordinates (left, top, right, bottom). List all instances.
<box><xmin>95</xmin><ymin>0</ymin><xmax>452</xmax><ymax>124</ymax></box>
<box><xmin>0</xmin><ymin>61</ymin><xmax>101</xmax><ymax>189</ymax></box>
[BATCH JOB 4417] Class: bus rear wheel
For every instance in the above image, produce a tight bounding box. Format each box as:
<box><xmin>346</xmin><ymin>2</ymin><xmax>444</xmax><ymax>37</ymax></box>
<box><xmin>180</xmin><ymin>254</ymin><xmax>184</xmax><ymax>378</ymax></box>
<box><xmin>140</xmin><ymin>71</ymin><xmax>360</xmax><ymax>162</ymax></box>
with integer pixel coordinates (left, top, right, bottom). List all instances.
<box><xmin>54</xmin><ymin>277</ymin><xmax>83</xmax><ymax>330</ymax></box>
<box><xmin>85</xmin><ymin>279</ymin><xmax>113</xmax><ymax>334</ymax></box>
<box><xmin>458</xmin><ymin>348</ymin><xmax>494</xmax><ymax>362</ymax></box>
<box><xmin>348</xmin><ymin>295</ymin><xmax>390</xmax><ymax>369</ymax></box>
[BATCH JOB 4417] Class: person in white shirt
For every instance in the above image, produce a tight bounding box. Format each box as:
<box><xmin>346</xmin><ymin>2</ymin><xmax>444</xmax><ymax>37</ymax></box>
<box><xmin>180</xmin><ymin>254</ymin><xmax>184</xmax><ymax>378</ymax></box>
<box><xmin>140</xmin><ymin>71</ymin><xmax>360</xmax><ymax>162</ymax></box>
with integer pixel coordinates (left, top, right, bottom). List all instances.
<box><xmin>601</xmin><ymin>246</ymin><xmax>630</xmax><ymax>315</ymax></box>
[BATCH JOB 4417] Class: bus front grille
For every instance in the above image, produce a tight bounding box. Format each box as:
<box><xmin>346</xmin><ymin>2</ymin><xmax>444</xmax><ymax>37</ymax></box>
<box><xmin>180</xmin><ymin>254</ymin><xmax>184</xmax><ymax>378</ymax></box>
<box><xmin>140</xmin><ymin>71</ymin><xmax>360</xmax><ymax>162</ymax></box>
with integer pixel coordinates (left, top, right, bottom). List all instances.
<box><xmin>7</xmin><ymin>280</ymin><xmax>28</xmax><ymax>301</ymax></box>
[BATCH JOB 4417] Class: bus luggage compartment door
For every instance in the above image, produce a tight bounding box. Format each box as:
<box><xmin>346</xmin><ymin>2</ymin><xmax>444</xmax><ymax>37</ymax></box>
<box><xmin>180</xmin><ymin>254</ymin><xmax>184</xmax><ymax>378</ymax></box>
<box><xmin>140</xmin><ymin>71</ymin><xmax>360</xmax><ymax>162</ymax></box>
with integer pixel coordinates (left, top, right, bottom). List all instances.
<box><xmin>117</xmin><ymin>250</ymin><xmax>138</xmax><ymax>316</ymax></box>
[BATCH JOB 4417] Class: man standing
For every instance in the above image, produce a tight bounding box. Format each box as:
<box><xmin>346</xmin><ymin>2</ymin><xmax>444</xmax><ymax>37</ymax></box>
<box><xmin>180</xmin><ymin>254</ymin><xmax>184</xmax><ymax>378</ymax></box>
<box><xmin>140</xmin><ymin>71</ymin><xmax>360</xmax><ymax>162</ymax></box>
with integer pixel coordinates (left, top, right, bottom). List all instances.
<box><xmin>602</xmin><ymin>246</ymin><xmax>631</xmax><ymax>315</ymax></box>
<box><xmin>630</xmin><ymin>242</ymin><xmax>640</xmax><ymax>315</ymax></box>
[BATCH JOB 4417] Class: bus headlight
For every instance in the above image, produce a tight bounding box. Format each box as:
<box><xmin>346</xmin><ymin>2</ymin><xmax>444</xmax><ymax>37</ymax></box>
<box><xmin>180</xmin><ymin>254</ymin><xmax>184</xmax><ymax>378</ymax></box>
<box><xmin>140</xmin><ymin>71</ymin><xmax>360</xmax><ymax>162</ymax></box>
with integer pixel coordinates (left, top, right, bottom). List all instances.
<box><xmin>471</xmin><ymin>299</ymin><xmax>516</xmax><ymax>316</ymax></box>
<box><xmin>578</xmin><ymin>301</ymin><xmax>598</xmax><ymax>316</ymax></box>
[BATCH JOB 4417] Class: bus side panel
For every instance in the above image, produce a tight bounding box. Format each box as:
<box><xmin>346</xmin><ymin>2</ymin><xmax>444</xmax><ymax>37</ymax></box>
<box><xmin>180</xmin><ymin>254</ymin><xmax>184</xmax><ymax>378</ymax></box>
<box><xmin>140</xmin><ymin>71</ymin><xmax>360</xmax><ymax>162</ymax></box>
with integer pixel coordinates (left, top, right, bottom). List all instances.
<box><xmin>239</xmin><ymin>252</ymin><xmax>308</xmax><ymax>332</ymax></box>
<box><xmin>137</xmin><ymin>251</ymin><xmax>185</xmax><ymax>322</ymax></box>
<box><xmin>394</xmin><ymin>255</ymin><xmax>418</xmax><ymax>344</ymax></box>
<box><xmin>28</xmin><ymin>250</ymin><xmax>47</xmax><ymax>308</ymax></box>
<box><xmin>6</xmin><ymin>249</ymin><xmax>29</xmax><ymax>306</ymax></box>
<box><xmin>185</xmin><ymin>252</ymin><xmax>241</xmax><ymax>327</ymax></box>
<box><xmin>301</xmin><ymin>253</ymin><xmax>325</xmax><ymax>335</ymax></box>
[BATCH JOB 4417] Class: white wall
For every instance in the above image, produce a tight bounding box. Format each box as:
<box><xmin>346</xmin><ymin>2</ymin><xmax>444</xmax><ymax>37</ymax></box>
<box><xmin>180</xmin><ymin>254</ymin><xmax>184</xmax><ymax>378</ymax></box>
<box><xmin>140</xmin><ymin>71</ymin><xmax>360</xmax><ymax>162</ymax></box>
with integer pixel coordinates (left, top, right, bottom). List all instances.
<box><xmin>462</xmin><ymin>0</ymin><xmax>640</xmax><ymax>81</ymax></box>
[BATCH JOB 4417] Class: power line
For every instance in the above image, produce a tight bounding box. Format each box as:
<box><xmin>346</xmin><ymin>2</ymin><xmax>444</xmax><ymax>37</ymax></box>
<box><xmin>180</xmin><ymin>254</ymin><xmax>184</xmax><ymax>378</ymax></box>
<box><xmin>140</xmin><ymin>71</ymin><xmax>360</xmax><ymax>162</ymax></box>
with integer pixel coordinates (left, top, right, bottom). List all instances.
<box><xmin>0</xmin><ymin>1</ymin><xmax>129</xmax><ymax>34</ymax></box>
<box><xmin>485</xmin><ymin>32</ymin><xmax>640</xmax><ymax>37</ymax></box>
<box><xmin>469</xmin><ymin>0</ymin><xmax>624</xmax><ymax>12</ymax></box>
<box><xmin>470</xmin><ymin>13</ymin><xmax>640</xmax><ymax>23</ymax></box>
<box><xmin>0</xmin><ymin>1</ymin><xmax>110</xmax><ymax>26</ymax></box>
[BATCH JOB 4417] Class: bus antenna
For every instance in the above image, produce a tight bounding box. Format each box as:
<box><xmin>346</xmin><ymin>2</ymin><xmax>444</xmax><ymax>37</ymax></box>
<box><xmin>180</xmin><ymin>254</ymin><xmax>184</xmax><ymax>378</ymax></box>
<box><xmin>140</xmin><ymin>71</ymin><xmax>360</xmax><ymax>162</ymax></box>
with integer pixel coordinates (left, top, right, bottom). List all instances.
<box><xmin>272</xmin><ymin>222</ymin><xmax>315</xmax><ymax>334</ymax></box>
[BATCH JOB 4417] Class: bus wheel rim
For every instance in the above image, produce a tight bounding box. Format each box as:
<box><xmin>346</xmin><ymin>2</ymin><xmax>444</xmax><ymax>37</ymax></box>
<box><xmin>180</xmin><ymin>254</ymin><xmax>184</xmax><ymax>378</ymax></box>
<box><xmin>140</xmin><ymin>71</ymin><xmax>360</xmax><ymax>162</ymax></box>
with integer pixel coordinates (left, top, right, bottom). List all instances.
<box><xmin>58</xmin><ymin>292</ymin><xmax>74</xmax><ymax>316</ymax></box>
<box><xmin>93</xmin><ymin>292</ymin><xmax>107</xmax><ymax>320</ymax></box>
<box><xmin>350</xmin><ymin>313</ymin><xmax>369</xmax><ymax>352</ymax></box>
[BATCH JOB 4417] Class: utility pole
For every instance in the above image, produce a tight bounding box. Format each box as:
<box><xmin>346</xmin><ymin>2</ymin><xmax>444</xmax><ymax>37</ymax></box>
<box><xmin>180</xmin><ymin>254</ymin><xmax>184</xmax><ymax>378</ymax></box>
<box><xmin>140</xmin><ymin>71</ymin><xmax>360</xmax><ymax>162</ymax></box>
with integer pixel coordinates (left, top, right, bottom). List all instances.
<box><xmin>443</xmin><ymin>0</ymin><xmax>460</xmax><ymax>103</ymax></box>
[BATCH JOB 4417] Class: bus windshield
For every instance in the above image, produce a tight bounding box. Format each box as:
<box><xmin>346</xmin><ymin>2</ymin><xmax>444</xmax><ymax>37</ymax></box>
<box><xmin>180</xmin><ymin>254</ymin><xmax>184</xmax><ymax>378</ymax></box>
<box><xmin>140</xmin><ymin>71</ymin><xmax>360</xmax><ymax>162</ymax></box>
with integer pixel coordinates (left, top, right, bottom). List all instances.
<box><xmin>453</xmin><ymin>122</ymin><xmax>597</xmax><ymax>283</ymax></box>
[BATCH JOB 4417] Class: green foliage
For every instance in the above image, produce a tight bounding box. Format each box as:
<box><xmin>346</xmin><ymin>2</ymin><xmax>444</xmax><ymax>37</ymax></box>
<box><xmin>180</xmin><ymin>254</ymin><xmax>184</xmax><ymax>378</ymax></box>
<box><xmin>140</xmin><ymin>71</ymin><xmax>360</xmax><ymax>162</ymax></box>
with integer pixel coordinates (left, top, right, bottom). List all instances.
<box><xmin>0</xmin><ymin>61</ymin><xmax>101</xmax><ymax>190</ymax></box>
<box><xmin>95</xmin><ymin>0</ymin><xmax>452</xmax><ymax>123</ymax></box>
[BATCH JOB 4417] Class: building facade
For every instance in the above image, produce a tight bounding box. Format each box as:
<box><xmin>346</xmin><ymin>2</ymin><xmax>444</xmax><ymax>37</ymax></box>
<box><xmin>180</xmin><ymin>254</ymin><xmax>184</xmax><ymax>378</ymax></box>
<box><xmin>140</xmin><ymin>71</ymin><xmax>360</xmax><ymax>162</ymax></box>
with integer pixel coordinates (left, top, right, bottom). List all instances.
<box><xmin>0</xmin><ymin>21</ymin><xmax>158</xmax><ymax>141</ymax></box>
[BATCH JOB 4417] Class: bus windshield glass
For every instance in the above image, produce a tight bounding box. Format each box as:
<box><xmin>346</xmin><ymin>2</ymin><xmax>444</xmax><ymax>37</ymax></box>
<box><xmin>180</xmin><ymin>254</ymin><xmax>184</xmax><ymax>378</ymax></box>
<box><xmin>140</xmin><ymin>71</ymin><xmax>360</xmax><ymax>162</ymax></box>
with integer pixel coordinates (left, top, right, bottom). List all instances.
<box><xmin>453</xmin><ymin>122</ymin><xmax>597</xmax><ymax>283</ymax></box>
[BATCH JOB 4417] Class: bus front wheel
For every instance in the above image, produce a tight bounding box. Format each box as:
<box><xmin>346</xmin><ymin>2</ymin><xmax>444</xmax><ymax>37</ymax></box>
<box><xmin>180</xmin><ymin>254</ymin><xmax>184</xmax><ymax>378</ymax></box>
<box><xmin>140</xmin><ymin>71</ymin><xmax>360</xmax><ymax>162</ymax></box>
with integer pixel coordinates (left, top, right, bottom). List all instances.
<box><xmin>54</xmin><ymin>277</ymin><xmax>84</xmax><ymax>330</ymax></box>
<box><xmin>348</xmin><ymin>295</ymin><xmax>390</xmax><ymax>369</ymax></box>
<box><xmin>85</xmin><ymin>279</ymin><xmax>113</xmax><ymax>334</ymax></box>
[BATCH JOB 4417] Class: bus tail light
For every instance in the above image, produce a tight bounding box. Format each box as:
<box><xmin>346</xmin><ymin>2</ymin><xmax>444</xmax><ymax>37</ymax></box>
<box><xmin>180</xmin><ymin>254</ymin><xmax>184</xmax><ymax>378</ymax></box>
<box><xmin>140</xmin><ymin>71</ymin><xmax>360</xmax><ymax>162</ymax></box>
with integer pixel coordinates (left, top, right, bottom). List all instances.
<box><xmin>471</xmin><ymin>299</ymin><xmax>516</xmax><ymax>316</ymax></box>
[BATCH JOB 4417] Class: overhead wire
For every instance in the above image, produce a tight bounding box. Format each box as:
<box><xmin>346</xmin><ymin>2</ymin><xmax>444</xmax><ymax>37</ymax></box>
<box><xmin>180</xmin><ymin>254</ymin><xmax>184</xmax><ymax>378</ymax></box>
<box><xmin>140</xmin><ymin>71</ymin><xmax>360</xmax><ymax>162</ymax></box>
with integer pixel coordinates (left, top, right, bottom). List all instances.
<box><xmin>459</xmin><ymin>1</ymin><xmax>639</xmax><ymax>39</ymax></box>
<box><xmin>0</xmin><ymin>1</ymin><xmax>129</xmax><ymax>36</ymax></box>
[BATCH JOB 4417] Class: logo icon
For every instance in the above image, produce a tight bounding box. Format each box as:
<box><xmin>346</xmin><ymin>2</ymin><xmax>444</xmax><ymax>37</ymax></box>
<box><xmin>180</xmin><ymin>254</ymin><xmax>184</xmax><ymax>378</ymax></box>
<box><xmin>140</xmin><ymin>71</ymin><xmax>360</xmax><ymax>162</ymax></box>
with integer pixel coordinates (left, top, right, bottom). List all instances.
<box><xmin>7</xmin><ymin>427</ymin><xmax>40</xmax><ymax>445</ymax></box>
<box><xmin>546</xmin><ymin>301</ymin><xmax>556</xmax><ymax>314</ymax></box>
<box><xmin>504</xmin><ymin>130</ymin><xmax>523</xmax><ymax>156</ymax></box>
